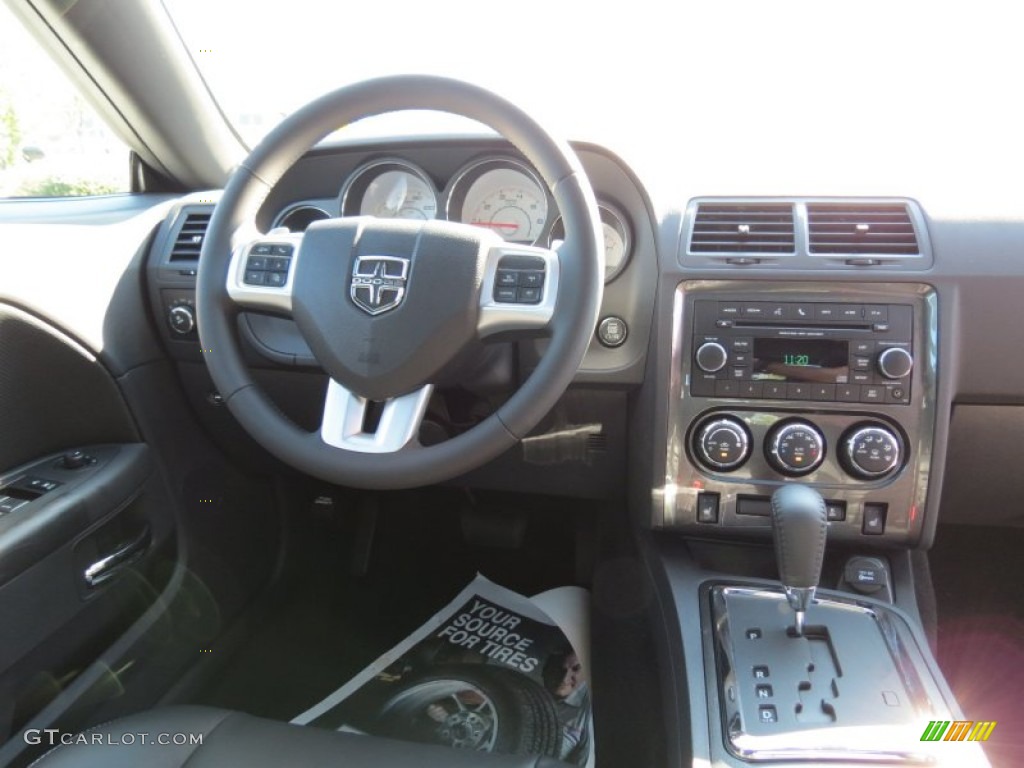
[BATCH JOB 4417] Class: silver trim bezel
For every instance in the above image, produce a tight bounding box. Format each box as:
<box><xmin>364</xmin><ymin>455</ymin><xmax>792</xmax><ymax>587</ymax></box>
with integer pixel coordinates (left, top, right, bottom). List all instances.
<box><xmin>548</xmin><ymin>200</ymin><xmax>632</xmax><ymax>283</ymax></box>
<box><xmin>444</xmin><ymin>156</ymin><xmax>552</xmax><ymax>246</ymax></box>
<box><xmin>320</xmin><ymin>380</ymin><xmax>434</xmax><ymax>453</ymax></box>
<box><xmin>339</xmin><ymin>157</ymin><xmax>439</xmax><ymax>220</ymax></box>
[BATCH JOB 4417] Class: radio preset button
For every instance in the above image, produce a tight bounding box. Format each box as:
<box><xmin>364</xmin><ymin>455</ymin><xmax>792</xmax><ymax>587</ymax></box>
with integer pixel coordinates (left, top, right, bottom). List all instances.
<box><xmin>739</xmin><ymin>381</ymin><xmax>764</xmax><ymax>398</ymax></box>
<box><xmin>811</xmin><ymin>384</ymin><xmax>836</xmax><ymax>401</ymax></box>
<box><xmin>837</xmin><ymin>385</ymin><xmax>861</xmax><ymax>402</ymax></box>
<box><xmin>764</xmin><ymin>382</ymin><xmax>786</xmax><ymax>399</ymax></box>
<box><xmin>715</xmin><ymin>380</ymin><xmax>739</xmax><ymax>397</ymax></box>
<box><xmin>786</xmin><ymin>383</ymin><xmax>812</xmax><ymax>400</ymax></box>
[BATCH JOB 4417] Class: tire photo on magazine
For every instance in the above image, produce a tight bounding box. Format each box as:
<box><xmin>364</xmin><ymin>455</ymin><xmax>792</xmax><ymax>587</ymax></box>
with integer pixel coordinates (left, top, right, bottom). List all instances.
<box><xmin>303</xmin><ymin>593</ymin><xmax>592</xmax><ymax>765</ymax></box>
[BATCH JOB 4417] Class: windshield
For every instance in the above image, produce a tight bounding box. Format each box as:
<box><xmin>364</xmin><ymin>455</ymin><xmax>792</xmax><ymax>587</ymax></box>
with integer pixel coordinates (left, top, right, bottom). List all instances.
<box><xmin>166</xmin><ymin>0</ymin><xmax>1020</xmax><ymax>200</ymax></box>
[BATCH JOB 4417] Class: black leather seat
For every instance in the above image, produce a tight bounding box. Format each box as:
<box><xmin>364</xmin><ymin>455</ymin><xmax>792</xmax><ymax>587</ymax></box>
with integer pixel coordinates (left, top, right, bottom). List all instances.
<box><xmin>31</xmin><ymin>706</ymin><xmax>570</xmax><ymax>767</ymax></box>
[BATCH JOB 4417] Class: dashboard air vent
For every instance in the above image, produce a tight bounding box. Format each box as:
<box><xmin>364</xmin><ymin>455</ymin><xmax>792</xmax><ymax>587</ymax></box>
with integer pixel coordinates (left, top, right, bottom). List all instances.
<box><xmin>807</xmin><ymin>203</ymin><xmax>919</xmax><ymax>256</ymax></box>
<box><xmin>690</xmin><ymin>203</ymin><xmax>795</xmax><ymax>254</ymax></box>
<box><xmin>169</xmin><ymin>211</ymin><xmax>212</xmax><ymax>262</ymax></box>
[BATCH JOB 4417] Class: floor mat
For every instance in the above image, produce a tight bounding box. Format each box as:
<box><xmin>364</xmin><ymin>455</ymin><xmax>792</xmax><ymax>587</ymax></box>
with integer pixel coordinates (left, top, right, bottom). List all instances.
<box><xmin>193</xmin><ymin>488</ymin><xmax>582</xmax><ymax>724</ymax></box>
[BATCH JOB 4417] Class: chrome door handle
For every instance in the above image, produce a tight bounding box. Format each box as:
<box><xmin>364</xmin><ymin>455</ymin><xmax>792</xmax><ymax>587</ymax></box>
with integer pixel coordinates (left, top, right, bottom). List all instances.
<box><xmin>83</xmin><ymin>525</ymin><xmax>151</xmax><ymax>587</ymax></box>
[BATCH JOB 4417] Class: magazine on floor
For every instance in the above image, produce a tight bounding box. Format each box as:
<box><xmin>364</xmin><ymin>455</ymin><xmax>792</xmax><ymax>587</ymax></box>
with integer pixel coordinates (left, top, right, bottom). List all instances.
<box><xmin>292</xmin><ymin>574</ymin><xmax>594</xmax><ymax>767</ymax></box>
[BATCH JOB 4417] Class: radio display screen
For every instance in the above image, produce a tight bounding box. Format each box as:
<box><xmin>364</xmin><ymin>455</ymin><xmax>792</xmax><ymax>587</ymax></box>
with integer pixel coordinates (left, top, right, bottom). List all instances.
<box><xmin>752</xmin><ymin>338</ymin><xmax>849</xmax><ymax>383</ymax></box>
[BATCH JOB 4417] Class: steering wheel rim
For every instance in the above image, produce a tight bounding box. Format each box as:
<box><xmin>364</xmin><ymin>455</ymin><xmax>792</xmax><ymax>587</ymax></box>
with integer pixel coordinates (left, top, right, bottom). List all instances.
<box><xmin>197</xmin><ymin>75</ymin><xmax>603</xmax><ymax>489</ymax></box>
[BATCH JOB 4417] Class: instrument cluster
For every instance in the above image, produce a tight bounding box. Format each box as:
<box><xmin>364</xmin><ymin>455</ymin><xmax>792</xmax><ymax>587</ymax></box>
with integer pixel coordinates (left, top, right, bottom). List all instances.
<box><xmin>271</xmin><ymin>154</ymin><xmax>632</xmax><ymax>283</ymax></box>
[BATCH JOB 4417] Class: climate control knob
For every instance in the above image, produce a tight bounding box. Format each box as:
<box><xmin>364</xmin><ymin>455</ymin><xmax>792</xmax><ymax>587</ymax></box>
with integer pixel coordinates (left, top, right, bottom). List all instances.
<box><xmin>877</xmin><ymin>347</ymin><xmax>913</xmax><ymax>379</ymax></box>
<box><xmin>168</xmin><ymin>305</ymin><xmax>196</xmax><ymax>335</ymax></box>
<box><xmin>765</xmin><ymin>420</ymin><xmax>825</xmax><ymax>476</ymax></box>
<box><xmin>695</xmin><ymin>342</ymin><xmax>728</xmax><ymax>373</ymax></box>
<box><xmin>841</xmin><ymin>425</ymin><xmax>903</xmax><ymax>479</ymax></box>
<box><xmin>694</xmin><ymin>416</ymin><xmax>751</xmax><ymax>471</ymax></box>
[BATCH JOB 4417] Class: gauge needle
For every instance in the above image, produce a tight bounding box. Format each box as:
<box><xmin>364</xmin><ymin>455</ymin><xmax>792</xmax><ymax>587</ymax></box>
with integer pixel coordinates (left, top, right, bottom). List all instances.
<box><xmin>470</xmin><ymin>221</ymin><xmax>518</xmax><ymax>230</ymax></box>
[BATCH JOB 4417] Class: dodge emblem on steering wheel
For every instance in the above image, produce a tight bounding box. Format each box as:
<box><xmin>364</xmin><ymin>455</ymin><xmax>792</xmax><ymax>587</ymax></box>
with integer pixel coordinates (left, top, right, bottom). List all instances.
<box><xmin>351</xmin><ymin>255</ymin><xmax>410</xmax><ymax>315</ymax></box>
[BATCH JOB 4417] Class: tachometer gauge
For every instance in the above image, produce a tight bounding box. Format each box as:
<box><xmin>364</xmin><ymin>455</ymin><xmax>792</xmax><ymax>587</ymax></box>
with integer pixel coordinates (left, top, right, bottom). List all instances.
<box><xmin>446</xmin><ymin>158</ymin><xmax>550</xmax><ymax>244</ymax></box>
<box><xmin>548</xmin><ymin>202</ymin><xmax>632</xmax><ymax>282</ymax></box>
<box><xmin>341</xmin><ymin>159</ymin><xmax>438</xmax><ymax>220</ymax></box>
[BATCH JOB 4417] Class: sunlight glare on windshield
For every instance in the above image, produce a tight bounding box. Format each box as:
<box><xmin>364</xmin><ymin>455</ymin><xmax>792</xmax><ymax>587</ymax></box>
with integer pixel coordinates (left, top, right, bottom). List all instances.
<box><xmin>165</xmin><ymin>0</ymin><xmax>1022</xmax><ymax>203</ymax></box>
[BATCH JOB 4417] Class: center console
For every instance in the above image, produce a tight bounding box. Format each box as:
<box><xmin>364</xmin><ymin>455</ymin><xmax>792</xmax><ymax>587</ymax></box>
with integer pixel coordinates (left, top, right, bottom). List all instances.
<box><xmin>646</xmin><ymin>280</ymin><xmax>987</xmax><ymax>766</ymax></box>
<box><xmin>658</xmin><ymin>281</ymin><xmax>937</xmax><ymax>545</ymax></box>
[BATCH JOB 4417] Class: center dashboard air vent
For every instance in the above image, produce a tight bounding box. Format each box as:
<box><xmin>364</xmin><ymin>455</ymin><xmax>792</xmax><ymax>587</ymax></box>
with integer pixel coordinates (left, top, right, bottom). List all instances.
<box><xmin>682</xmin><ymin>197</ymin><xmax>931</xmax><ymax>270</ymax></box>
<box><xmin>169</xmin><ymin>210</ymin><xmax>212</xmax><ymax>262</ymax></box>
<box><xmin>807</xmin><ymin>203</ymin><xmax>919</xmax><ymax>258</ymax></box>
<box><xmin>688</xmin><ymin>203</ymin><xmax>796</xmax><ymax>258</ymax></box>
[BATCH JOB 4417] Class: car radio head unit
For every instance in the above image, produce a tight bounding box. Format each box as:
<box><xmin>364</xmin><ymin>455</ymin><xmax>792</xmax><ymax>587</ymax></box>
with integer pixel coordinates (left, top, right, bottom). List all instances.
<box><xmin>689</xmin><ymin>299</ymin><xmax>914</xmax><ymax>405</ymax></box>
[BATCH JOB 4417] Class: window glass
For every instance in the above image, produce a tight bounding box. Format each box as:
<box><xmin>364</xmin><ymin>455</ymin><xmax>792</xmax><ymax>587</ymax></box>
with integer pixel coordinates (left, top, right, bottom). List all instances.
<box><xmin>0</xmin><ymin>3</ymin><xmax>128</xmax><ymax>197</ymax></box>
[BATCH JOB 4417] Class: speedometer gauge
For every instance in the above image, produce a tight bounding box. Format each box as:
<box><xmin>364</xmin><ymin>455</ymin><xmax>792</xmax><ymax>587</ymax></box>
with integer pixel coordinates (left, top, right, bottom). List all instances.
<box><xmin>446</xmin><ymin>158</ymin><xmax>550</xmax><ymax>244</ymax></box>
<box><xmin>548</xmin><ymin>202</ymin><xmax>632</xmax><ymax>283</ymax></box>
<box><xmin>341</xmin><ymin>159</ymin><xmax>438</xmax><ymax>220</ymax></box>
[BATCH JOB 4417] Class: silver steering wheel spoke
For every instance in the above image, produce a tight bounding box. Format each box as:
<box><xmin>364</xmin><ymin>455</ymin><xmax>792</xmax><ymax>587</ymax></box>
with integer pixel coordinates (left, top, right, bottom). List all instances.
<box><xmin>477</xmin><ymin>242</ymin><xmax>560</xmax><ymax>338</ymax></box>
<box><xmin>320</xmin><ymin>379</ymin><xmax>434</xmax><ymax>453</ymax></box>
<box><xmin>225</xmin><ymin>230</ymin><xmax>304</xmax><ymax>314</ymax></box>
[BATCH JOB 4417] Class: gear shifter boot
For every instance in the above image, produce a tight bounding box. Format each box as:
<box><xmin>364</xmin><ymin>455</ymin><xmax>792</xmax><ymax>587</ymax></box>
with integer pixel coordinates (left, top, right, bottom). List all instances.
<box><xmin>771</xmin><ymin>484</ymin><xmax>827</xmax><ymax>635</ymax></box>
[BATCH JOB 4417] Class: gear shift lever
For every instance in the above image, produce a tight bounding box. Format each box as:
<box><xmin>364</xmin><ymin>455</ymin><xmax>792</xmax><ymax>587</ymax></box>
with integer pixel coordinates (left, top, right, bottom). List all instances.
<box><xmin>770</xmin><ymin>484</ymin><xmax>828</xmax><ymax>636</ymax></box>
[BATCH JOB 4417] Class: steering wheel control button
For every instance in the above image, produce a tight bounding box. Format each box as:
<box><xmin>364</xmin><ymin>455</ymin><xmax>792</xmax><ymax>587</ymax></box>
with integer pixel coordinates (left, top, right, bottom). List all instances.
<box><xmin>493</xmin><ymin>286</ymin><xmax>518</xmax><ymax>303</ymax></box>
<box><xmin>765</xmin><ymin>420</ymin><xmax>825</xmax><ymax>476</ymax></box>
<box><xmin>696</xmin><ymin>492</ymin><xmax>720</xmax><ymax>524</ymax></box>
<box><xmin>496</xmin><ymin>269</ymin><xmax>518</xmax><ymax>286</ymax></box>
<box><xmin>517</xmin><ymin>287</ymin><xmax>542</xmax><ymax>304</ymax></box>
<box><xmin>695</xmin><ymin>416</ymin><xmax>751</xmax><ymax>471</ymax></box>
<box><xmin>597</xmin><ymin>316</ymin><xmax>628</xmax><ymax>347</ymax></box>
<box><xmin>877</xmin><ymin>346</ymin><xmax>914</xmax><ymax>379</ymax></box>
<box><xmin>862</xmin><ymin>503</ymin><xmax>888</xmax><ymax>535</ymax></box>
<box><xmin>841</xmin><ymin>425</ymin><xmax>902</xmax><ymax>479</ymax></box>
<box><xmin>243</xmin><ymin>243</ymin><xmax>294</xmax><ymax>287</ymax></box>
<box><xmin>695</xmin><ymin>342</ymin><xmax>728</xmax><ymax>373</ymax></box>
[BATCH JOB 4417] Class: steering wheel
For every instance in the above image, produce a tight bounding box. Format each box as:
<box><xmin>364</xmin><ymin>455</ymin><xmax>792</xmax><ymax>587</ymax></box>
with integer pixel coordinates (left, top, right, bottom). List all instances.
<box><xmin>197</xmin><ymin>75</ymin><xmax>603</xmax><ymax>490</ymax></box>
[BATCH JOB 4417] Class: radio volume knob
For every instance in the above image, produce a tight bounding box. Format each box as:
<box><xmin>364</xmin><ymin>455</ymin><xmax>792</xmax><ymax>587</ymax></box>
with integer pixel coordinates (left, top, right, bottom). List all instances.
<box><xmin>877</xmin><ymin>347</ymin><xmax>913</xmax><ymax>379</ymax></box>
<box><xmin>696</xmin><ymin>342</ymin><xmax>728</xmax><ymax>373</ymax></box>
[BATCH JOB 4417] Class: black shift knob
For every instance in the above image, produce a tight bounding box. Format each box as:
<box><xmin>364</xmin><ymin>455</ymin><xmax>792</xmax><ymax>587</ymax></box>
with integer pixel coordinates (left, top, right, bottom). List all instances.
<box><xmin>771</xmin><ymin>484</ymin><xmax>828</xmax><ymax>590</ymax></box>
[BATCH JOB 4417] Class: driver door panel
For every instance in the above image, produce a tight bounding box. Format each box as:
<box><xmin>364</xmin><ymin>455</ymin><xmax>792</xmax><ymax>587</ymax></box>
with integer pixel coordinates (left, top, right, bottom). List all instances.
<box><xmin>0</xmin><ymin>302</ymin><xmax>173</xmax><ymax>743</ymax></box>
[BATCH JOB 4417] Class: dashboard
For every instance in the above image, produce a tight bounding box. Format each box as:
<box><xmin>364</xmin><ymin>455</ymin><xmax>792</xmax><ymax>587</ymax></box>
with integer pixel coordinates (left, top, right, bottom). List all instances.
<box><xmin>134</xmin><ymin>132</ymin><xmax>1024</xmax><ymax>548</ymax></box>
